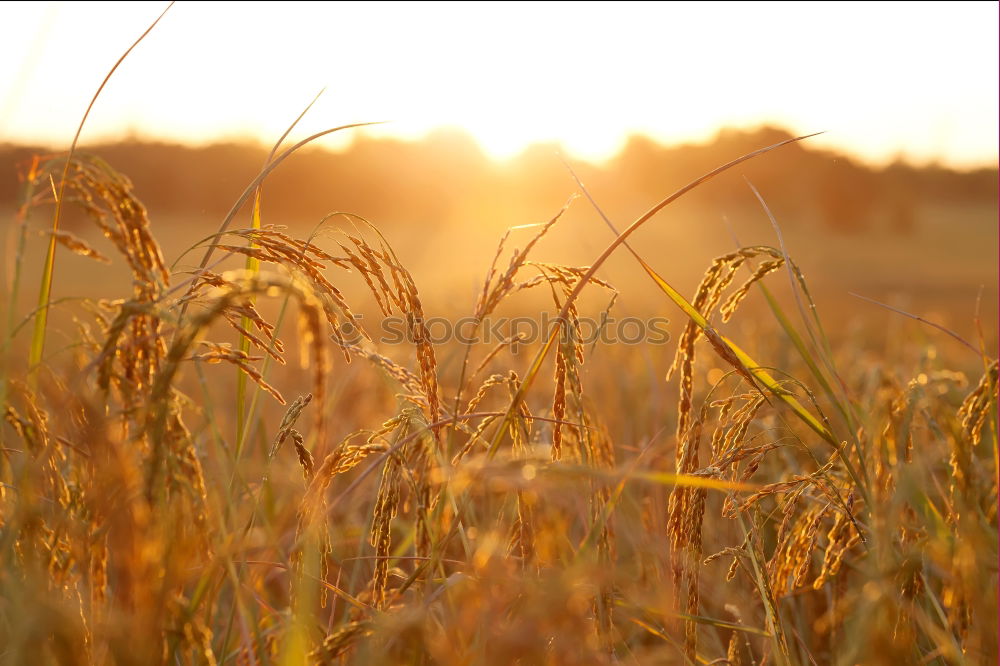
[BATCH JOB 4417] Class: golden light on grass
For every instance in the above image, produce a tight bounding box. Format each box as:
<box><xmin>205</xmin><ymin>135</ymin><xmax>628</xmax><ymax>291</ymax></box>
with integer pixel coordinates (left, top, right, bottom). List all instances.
<box><xmin>0</xmin><ymin>3</ymin><xmax>996</xmax><ymax>665</ymax></box>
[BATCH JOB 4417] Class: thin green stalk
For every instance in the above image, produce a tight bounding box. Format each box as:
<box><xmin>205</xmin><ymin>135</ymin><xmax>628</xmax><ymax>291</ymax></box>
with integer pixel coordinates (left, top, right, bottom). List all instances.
<box><xmin>235</xmin><ymin>89</ymin><xmax>323</xmax><ymax>455</ymax></box>
<box><xmin>744</xmin><ymin>179</ymin><xmax>872</xmax><ymax>487</ymax></box>
<box><xmin>5</xmin><ymin>157</ymin><xmax>39</xmax><ymax>342</ymax></box>
<box><xmin>736</xmin><ymin>511</ymin><xmax>793</xmax><ymax>666</ymax></box>
<box><xmin>3</xmin><ymin>164</ymin><xmax>43</xmax><ymax>413</ymax></box>
<box><xmin>27</xmin><ymin>2</ymin><xmax>174</xmax><ymax>386</ymax></box>
<box><xmin>235</xmin><ymin>190</ymin><xmax>262</xmax><ymax>453</ymax></box>
<box><xmin>174</xmin><ymin>121</ymin><xmax>384</xmax><ymax>328</ymax></box>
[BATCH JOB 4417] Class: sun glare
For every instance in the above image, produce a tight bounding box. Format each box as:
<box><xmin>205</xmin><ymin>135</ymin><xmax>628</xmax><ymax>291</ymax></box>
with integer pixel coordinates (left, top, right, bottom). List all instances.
<box><xmin>0</xmin><ymin>2</ymin><xmax>996</xmax><ymax>168</ymax></box>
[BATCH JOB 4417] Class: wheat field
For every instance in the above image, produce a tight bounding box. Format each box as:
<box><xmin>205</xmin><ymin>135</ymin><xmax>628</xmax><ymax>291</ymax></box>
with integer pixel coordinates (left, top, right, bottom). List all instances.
<box><xmin>0</xmin><ymin>132</ymin><xmax>996</xmax><ymax>665</ymax></box>
<box><xmin>0</xmin><ymin>11</ymin><xmax>997</xmax><ymax>664</ymax></box>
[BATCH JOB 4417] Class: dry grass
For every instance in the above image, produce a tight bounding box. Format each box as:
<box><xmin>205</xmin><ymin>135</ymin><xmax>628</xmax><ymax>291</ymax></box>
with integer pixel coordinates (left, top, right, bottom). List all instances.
<box><xmin>0</xmin><ymin>132</ymin><xmax>996</xmax><ymax>666</ymax></box>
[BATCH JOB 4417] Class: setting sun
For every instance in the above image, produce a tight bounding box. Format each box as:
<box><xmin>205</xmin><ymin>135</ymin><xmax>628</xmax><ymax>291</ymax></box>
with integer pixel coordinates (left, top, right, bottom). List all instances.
<box><xmin>1</xmin><ymin>1</ymin><xmax>997</xmax><ymax>166</ymax></box>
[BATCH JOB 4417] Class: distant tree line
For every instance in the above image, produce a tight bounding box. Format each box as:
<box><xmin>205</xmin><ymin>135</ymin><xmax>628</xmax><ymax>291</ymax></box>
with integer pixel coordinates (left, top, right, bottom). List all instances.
<box><xmin>1</xmin><ymin>126</ymin><xmax>996</xmax><ymax>235</ymax></box>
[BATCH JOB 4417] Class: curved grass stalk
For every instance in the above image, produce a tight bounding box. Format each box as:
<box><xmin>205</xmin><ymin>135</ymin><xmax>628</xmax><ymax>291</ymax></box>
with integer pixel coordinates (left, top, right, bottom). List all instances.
<box><xmin>560</xmin><ymin>149</ymin><xmax>837</xmax><ymax>446</ymax></box>
<box><xmin>236</xmin><ymin>89</ymin><xmax>324</xmax><ymax>455</ymax></box>
<box><xmin>28</xmin><ymin>2</ymin><xmax>174</xmax><ymax>386</ymax></box>
<box><xmin>174</xmin><ymin>120</ymin><xmax>384</xmax><ymax>326</ymax></box>
<box><xmin>486</xmin><ymin>133</ymin><xmax>826</xmax><ymax>458</ymax></box>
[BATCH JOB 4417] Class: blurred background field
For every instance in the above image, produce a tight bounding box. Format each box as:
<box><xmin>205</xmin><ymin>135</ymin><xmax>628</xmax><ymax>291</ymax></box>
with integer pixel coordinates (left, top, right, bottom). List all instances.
<box><xmin>2</xmin><ymin>124</ymin><xmax>995</xmax><ymax>355</ymax></box>
<box><xmin>3</xmin><ymin>125</ymin><xmax>994</xmax><ymax>456</ymax></box>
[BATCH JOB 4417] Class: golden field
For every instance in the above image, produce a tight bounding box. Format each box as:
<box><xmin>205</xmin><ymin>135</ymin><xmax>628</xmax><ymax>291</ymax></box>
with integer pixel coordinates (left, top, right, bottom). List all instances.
<box><xmin>0</xmin><ymin>123</ymin><xmax>996</xmax><ymax>665</ymax></box>
<box><xmin>1</xmin><ymin>10</ymin><xmax>997</xmax><ymax>660</ymax></box>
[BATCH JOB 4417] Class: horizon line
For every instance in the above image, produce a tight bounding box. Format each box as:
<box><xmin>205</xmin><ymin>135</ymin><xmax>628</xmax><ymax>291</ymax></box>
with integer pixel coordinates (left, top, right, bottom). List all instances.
<box><xmin>2</xmin><ymin>123</ymin><xmax>997</xmax><ymax>174</ymax></box>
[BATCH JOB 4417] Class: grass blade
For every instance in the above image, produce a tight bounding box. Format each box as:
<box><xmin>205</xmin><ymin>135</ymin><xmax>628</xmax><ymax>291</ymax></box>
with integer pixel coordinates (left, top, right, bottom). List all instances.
<box><xmin>27</xmin><ymin>2</ymin><xmax>174</xmax><ymax>385</ymax></box>
<box><xmin>235</xmin><ymin>189</ymin><xmax>262</xmax><ymax>452</ymax></box>
<box><xmin>560</xmin><ymin>142</ymin><xmax>838</xmax><ymax>447</ymax></box>
<box><xmin>635</xmin><ymin>254</ymin><xmax>837</xmax><ymax>446</ymax></box>
<box><xmin>487</xmin><ymin>133</ymin><xmax>824</xmax><ymax>453</ymax></box>
<box><xmin>234</xmin><ymin>88</ymin><xmax>325</xmax><ymax>456</ymax></box>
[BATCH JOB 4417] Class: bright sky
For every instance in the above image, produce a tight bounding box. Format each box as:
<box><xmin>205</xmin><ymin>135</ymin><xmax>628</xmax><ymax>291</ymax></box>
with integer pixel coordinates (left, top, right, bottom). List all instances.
<box><xmin>0</xmin><ymin>1</ymin><xmax>997</xmax><ymax>168</ymax></box>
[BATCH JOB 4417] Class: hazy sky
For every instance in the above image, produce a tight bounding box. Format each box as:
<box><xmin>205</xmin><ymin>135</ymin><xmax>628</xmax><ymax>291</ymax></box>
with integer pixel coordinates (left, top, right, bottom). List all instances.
<box><xmin>1</xmin><ymin>1</ymin><xmax>997</xmax><ymax>168</ymax></box>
